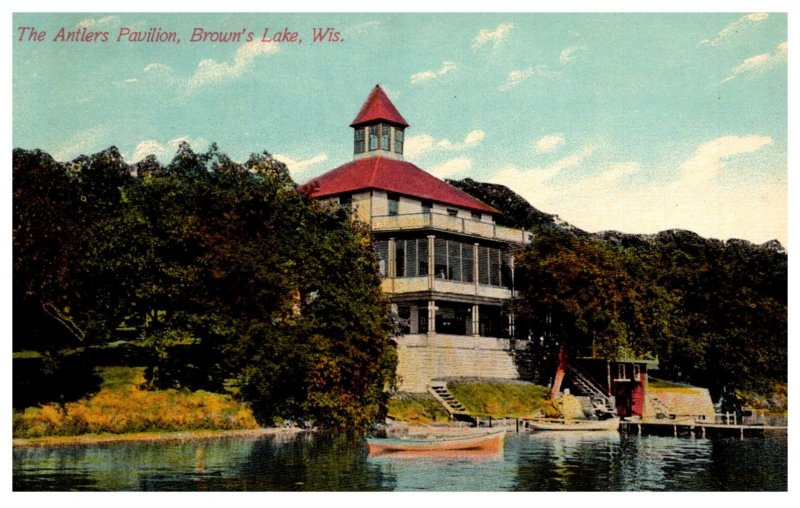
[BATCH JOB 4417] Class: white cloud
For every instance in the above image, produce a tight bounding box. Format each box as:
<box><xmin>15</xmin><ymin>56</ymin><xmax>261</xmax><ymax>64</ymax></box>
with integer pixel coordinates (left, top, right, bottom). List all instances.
<box><xmin>464</xmin><ymin>129</ymin><xmax>485</xmax><ymax>145</ymax></box>
<box><xmin>559</xmin><ymin>45</ymin><xmax>587</xmax><ymax>64</ymax></box>
<box><xmin>131</xmin><ymin>140</ymin><xmax>167</xmax><ymax>162</ymax></box>
<box><xmin>76</xmin><ymin>15</ymin><xmax>120</xmax><ymax>29</ymax></box>
<box><xmin>144</xmin><ymin>63</ymin><xmax>171</xmax><ymax>73</ymax></box>
<box><xmin>429</xmin><ymin>157</ymin><xmax>471</xmax><ymax>179</ymax></box>
<box><xmin>53</xmin><ymin>126</ymin><xmax>105</xmax><ymax>161</ymax></box>
<box><xmin>411</xmin><ymin>61</ymin><xmax>457</xmax><ymax>84</ymax></box>
<box><xmin>535</xmin><ymin>134</ymin><xmax>565</xmax><ymax>154</ymax></box>
<box><xmin>471</xmin><ymin>23</ymin><xmax>514</xmax><ymax>50</ymax></box>
<box><xmin>489</xmin><ymin>145</ymin><xmax>597</xmax><ymax>204</ymax></box>
<box><xmin>498</xmin><ymin>66</ymin><xmax>557</xmax><ymax>91</ymax></box>
<box><xmin>405</xmin><ymin>134</ymin><xmax>435</xmax><ymax>158</ymax></box>
<box><xmin>488</xmin><ymin>135</ymin><xmax>784</xmax><ymax>245</ymax></box>
<box><xmin>273</xmin><ymin>153</ymin><xmax>329</xmax><ymax>177</ymax></box>
<box><xmin>700</xmin><ymin>12</ymin><xmax>768</xmax><ymax>46</ymax></box>
<box><xmin>129</xmin><ymin>135</ymin><xmax>207</xmax><ymax>162</ymax></box>
<box><xmin>405</xmin><ymin>129</ymin><xmax>486</xmax><ymax>158</ymax></box>
<box><xmin>677</xmin><ymin>135</ymin><xmax>772</xmax><ymax>186</ymax></box>
<box><xmin>187</xmin><ymin>41</ymin><xmax>280</xmax><ymax>91</ymax></box>
<box><xmin>720</xmin><ymin>41</ymin><xmax>787</xmax><ymax>84</ymax></box>
<box><xmin>410</xmin><ymin>71</ymin><xmax>437</xmax><ymax>84</ymax></box>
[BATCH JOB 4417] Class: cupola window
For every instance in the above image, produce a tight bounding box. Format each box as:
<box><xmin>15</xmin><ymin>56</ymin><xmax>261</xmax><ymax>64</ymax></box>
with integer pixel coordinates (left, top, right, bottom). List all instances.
<box><xmin>394</xmin><ymin>129</ymin><xmax>404</xmax><ymax>154</ymax></box>
<box><xmin>354</xmin><ymin>128</ymin><xmax>365</xmax><ymax>154</ymax></box>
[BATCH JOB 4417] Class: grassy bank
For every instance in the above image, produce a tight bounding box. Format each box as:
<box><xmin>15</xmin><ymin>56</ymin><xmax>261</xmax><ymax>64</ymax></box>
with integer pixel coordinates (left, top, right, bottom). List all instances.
<box><xmin>13</xmin><ymin>366</ymin><xmax>258</xmax><ymax>438</ymax></box>
<box><xmin>387</xmin><ymin>393</ymin><xmax>450</xmax><ymax>424</ymax></box>
<box><xmin>448</xmin><ymin>380</ymin><xmax>554</xmax><ymax>418</ymax></box>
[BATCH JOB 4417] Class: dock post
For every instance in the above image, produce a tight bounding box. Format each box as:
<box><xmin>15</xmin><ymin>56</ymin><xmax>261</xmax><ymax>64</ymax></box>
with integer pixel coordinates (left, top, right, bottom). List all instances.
<box><xmin>702</xmin><ymin>426</ymin><xmax>706</xmax><ymax>439</ymax></box>
<box><xmin>638</xmin><ymin>423</ymin><xmax>642</xmax><ymax>436</ymax></box>
<box><xmin>673</xmin><ymin>425</ymin><xmax>677</xmax><ymax>437</ymax></box>
<box><xmin>489</xmin><ymin>416</ymin><xmax>493</xmax><ymax>428</ymax></box>
<box><xmin>740</xmin><ymin>427</ymin><xmax>744</xmax><ymax>440</ymax></box>
<box><xmin>516</xmin><ymin>418</ymin><xmax>519</xmax><ymax>433</ymax></box>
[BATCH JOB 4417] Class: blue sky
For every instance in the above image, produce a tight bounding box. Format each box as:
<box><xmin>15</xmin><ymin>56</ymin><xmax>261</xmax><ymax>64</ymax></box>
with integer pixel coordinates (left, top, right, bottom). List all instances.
<box><xmin>12</xmin><ymin>11</ymin><xmax>789</xmax><ymax>245</ymax></box>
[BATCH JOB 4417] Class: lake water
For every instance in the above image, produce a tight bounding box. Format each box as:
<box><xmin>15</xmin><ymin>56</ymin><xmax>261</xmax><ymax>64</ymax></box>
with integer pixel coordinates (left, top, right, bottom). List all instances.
<box><xmin>13</xmin><ymin>431</ymin><xmax>787</xmax><ymax>491</ymax></box>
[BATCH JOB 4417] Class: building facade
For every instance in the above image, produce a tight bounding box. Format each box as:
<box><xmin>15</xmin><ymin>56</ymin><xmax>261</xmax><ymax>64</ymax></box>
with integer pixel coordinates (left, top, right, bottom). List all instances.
<box><xmin>302</xmin><ymin>85</ymin><xmax>532</xmax><ymax>392</ymax></box>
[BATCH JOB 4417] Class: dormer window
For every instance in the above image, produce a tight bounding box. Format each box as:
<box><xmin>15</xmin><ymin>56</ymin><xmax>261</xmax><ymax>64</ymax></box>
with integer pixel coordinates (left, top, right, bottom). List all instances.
<box><xmin>354</xmin><ymin>128</ymin><xmax>365</xmax><ymax>154</ymax></box>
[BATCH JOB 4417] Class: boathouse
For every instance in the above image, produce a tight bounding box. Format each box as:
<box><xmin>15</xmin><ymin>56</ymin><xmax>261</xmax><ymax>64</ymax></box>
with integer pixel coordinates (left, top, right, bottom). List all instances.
<box><xmin>301</xmin><ymin>85</ymin><xmax>532</xmax><ymax>392</ymax></box>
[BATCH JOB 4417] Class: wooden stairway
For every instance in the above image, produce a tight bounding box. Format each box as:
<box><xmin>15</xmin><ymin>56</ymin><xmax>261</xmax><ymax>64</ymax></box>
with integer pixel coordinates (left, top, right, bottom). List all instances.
<box><xmin>566</xmin><ymin>365</ymin><xmax>616</xmax><ymax>416</ymax></box>
<box><xmin>428</xmin><ymin>383</ymin><xmax>475</xmax><ymax>423</ymax></box>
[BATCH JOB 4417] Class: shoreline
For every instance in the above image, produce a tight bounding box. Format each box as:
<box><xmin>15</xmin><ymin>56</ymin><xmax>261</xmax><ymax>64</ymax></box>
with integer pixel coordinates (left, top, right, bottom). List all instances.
<box><xmin>13</xmin><ymin>427</ymin><xmax>310</xmax><ymax>449</ymax></box>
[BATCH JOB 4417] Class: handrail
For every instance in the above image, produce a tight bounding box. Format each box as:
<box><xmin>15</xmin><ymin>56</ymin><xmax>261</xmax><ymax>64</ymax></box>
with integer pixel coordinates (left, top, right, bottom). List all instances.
<box><xmin>371</xmin><ymin>212</ymin><xmax>530</xmax><ymax>243</ymax></box>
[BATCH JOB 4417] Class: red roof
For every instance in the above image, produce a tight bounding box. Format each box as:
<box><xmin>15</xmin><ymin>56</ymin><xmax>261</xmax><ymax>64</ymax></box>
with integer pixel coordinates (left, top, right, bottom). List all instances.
<box><xmin>350</xmin><ymin>85</ymin><xmax>409</xmax><ymax>128</ymax></box>
<box><xmin>300</xmin><ymin>157</ymin><xmax>499</xmax><ymax>215</ymax></box>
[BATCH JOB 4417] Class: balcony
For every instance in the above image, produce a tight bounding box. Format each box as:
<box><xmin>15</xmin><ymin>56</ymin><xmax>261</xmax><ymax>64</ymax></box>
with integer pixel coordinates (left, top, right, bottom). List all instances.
<box><xmin>371</xmin><ymin>212</ymin><xmax>531</xmax><ymax>244</ymax></box>
<box><xmin>381</xmin><ymin>276</ymin><xmax>512</xmax><ymax>300</ymax></box>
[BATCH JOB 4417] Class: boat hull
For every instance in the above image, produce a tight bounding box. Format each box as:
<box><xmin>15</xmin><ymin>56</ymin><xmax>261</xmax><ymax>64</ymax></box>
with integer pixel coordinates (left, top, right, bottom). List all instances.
<box><xmin>530</xmin><ymin>418</ymin><xmax>620</xmax><ymax>432</ymax></box>
<box><xmin>367</xmin><ymin>430</ymin><xmax>505</xmax><ymax>455</ymax></box>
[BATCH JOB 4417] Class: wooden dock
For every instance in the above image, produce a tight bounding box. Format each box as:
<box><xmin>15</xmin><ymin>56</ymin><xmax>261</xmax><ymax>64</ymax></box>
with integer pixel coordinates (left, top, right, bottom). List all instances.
<box><xmin>619</xmin><ymin>419</ymin><xmax>787</xmax><ymax>439</ymax></box>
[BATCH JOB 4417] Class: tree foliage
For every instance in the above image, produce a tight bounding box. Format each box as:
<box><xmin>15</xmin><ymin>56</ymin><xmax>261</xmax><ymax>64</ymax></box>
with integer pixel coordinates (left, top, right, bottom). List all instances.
<box><xmin>13</xmin><ymin>145</ymin><xmax>396</xmax><ymax>429</ymax></box>
<box><xmin>453</xmin><ymin>179</ymin><xmax>787</xmax><ymax>408</ymax></box>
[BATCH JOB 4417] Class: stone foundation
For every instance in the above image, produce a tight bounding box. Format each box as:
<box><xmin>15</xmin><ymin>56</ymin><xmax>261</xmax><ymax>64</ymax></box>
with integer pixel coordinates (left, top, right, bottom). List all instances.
<box><xmin>395</xmin><ymin>333</ymin><xmax>525</xmax><ymax>392</ymax></box>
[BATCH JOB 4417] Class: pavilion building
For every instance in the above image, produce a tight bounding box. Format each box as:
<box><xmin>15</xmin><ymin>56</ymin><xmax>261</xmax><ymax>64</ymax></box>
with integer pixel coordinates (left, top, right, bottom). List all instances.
<box><xmin>301</xmin><ymin>85</ymin><xmax>532</xmax><ymax>392</ymax></box>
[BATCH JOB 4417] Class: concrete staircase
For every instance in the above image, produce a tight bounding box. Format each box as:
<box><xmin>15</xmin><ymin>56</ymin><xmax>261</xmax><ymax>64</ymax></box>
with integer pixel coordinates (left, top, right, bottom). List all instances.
<box><xmin>428</xmin><ymin>383</ymin><xmax>475</xmax><ymax>423</ymax></box>
<box><xmin>567</xmin><ymin>365</ymin><xmax>616</xmax><ymax>416</ymax></box>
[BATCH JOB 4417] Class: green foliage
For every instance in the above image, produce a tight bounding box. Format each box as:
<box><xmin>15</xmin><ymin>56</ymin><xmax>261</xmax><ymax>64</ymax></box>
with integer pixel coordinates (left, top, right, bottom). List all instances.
<box><xmin>13</xmin><ymin>144</ymin><xmax>396</xmax><ymax>431</ymax></box>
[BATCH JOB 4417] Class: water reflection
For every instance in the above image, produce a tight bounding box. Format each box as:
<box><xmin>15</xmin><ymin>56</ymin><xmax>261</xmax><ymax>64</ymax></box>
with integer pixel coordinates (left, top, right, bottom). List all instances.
<box><xmin>13</xmin><ymin>432</ymin><xmax>787</xmax><ymax>491</ymax></box>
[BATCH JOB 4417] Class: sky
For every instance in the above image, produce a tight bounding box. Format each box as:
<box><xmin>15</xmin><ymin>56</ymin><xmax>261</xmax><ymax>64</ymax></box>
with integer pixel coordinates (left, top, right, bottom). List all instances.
<box><xmin>11</xmin><ymin>11</ymin><xmax>789</xmax><ymax>246</ymax></box>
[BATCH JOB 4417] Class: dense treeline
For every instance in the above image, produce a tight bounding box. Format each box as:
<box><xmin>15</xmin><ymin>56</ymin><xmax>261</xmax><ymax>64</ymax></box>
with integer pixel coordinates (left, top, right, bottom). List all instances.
<box><xmin>13</xmin><ymin>144</ymin><xmax>397</xmax><ymax>430</ymax></box>
<box><xmin>450</xmin><ymin>178</ymin><xmax>787</xmax><ymax>410</ymax></box>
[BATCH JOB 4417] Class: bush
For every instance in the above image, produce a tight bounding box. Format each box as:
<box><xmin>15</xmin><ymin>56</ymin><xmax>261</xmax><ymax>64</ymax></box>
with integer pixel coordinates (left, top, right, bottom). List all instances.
<box><xmin>13</xmin><ymin>366</ymin><xmax>258</xmax><ymax>438</ymax></box>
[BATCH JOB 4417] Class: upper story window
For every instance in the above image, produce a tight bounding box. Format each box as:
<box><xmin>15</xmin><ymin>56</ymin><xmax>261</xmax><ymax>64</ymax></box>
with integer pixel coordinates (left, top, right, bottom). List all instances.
<box><xmin>421</xmin><ymin>200</ymin><xmax>432</xmax><ymax>214</ymax></box>
<box><xmin>388</xmin><ymin>193</ymin><xmax>400</xmax><ymax>216</ymax></box>
<box><xmin>471</xmin><ymin>211</ymin><xmax>482</xmax><ymax>221</ymax></box>
<box><xmin>447</xmin><ymin>208</ymin><xmax>458</xmax><ymax>217</ymax></box>
<box><xmin>394</xmin><ymin>129</ymin><xmax>404</xmax><ymax>154</ymax></box>
<box><xmin>339</xmin><ymin>194</ymin><xmax>352</xmax><ymax>210</ymax></box>
<box><xmin>354</xmin><ymin>128</ymin><xmax>365</xmax><ymax>154</ymax></box>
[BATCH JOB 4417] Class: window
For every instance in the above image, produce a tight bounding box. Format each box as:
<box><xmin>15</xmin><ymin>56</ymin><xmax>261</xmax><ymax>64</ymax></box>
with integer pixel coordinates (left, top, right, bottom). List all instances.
<box><xmin>447</xmin><ymin>208</ymin><xmax>458</xmax><ymax>217</ymax></box>
<box><xmin>434</xmin><ymin>238</ymin><xmax>447</xmax><ymax>279</ymax></box>
<box><xmin>618</xmin><ymin>364</ymin><xmax>626</xmax><ymax>380</ymax></box>
<box><xmin>394</xmin><ymin>129</ymin><xmax>404</xmax><ymax>154</ymax></box>
<box><xmin>421</xmin><ymin>200</ymin><xmax>432</xmax><ymax>214</ymax></box>
<box><xmin>478</xmin><ymin>246</ymin><xmax>489</xmax><ymax>284</ymax></box>
<box><xmin>501</xmin><ymin>251</ymin><xmax>513</xmax><ymax>289</ymax></box>
<box><xmin>354</xmin><ymin>128</ymin><xmax>365</xmax><ymax>154</ymax></box>
<box><xmin>462</xmin><ymin>244</ymin><xmax>474</xmax><ymax>283</ymax></box>
<box><xmin>368</xmin><ymin>126</ymin><xmax>379</xmax><ymax>151</ymax></box>
<box><xmin>381</xmin><ymin>124</ymin><xmax>391</xmax><ymax>151</ymax></box>
<box><xmin>374</xmin><ymin>241</ymin><xmax>389</xmax><ymax>277</ymax></box>
<box><xmin>633</xmin><ymin>364</ymin><xmax>641</xmax><ymax>381</ymax></box>
<box><xmin>471</xmin><ymin>211</ymin><xmax>482</xmax><ymax>221</ymax></box>
<box><xmin>339</xmin><ymin>194</ymin><xmax>352</xmax><ymax>210</ymax></box>
<box><xmin>448</xmin><ymin>241</ymin><xmax>462</xmax><ymax>281</ymax></box>
<box><xmin>388</xmin><ymin>193</ymin><xmax>399</xmax><ymax>216</ymax></box>
<box><xmin>395</xmin><ymin>240</ymin><xmax>405</xmax><ymax>277</ymax></box>
<box><xmin>418</xmin><ymin>239</ymin><xmax>429</xmax><ymax>276</ymax></box>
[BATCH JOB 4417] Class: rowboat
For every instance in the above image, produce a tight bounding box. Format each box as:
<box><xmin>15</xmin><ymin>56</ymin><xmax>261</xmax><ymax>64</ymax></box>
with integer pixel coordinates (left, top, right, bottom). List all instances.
<box><xmin>367</xmin><ymin>430</ymin><xmax>505</xmax><ymax>455</ymax></box>
<box><xmin>530</xmin><ymin>417</ymin><xmax>620</xmax><ymax>432</ymax></box>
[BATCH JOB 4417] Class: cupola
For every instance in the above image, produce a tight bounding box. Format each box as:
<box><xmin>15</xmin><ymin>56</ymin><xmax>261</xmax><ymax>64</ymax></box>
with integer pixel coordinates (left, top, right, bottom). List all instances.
<box><xmin>350</xmin><ymin>84</ymin><xmax>409</xmax><ymax>161</ymax></box>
